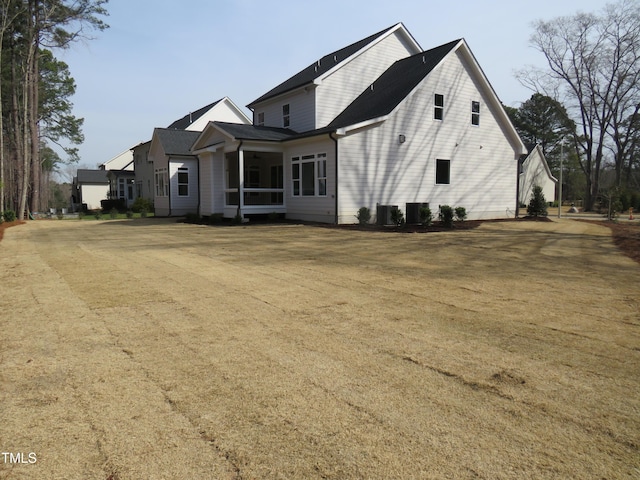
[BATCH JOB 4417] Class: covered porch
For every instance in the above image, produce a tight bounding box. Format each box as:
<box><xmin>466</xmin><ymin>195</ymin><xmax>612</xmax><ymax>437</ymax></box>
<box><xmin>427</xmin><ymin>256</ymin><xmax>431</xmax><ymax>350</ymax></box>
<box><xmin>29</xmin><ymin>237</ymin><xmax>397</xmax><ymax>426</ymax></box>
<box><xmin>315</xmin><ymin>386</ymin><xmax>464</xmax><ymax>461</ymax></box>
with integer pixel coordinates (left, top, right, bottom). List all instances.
<box><xmin>223</xmin><ymin>148</ymin><xmax>285</xmax><ymax>218</ymax></box>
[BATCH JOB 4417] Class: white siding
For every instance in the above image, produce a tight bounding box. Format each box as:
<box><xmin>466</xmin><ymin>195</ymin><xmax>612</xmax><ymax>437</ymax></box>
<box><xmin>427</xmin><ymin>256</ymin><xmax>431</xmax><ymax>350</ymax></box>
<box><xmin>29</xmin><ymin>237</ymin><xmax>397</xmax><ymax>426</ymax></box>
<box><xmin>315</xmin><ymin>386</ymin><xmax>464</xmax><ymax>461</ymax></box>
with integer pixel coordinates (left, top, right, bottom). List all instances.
<box><xmin>316</xmin><ymin>31</ymin><xmax>417</xmax><ymax>128</ymax></box>
<box><xmin>283</xmin><ymin>137</ymin><xmax>336</xmax><ymax>223</ymax></box>
<box><xmin>186</xmin><ymin>100</ymin><xmax>251</xmax><ymax>131</ymax></box>
<box><xmin>519</xmin><ymin>147</ymin><xmax>556</xmax><ymax>205</ymax></box>
<box><xmin>169</xmin><ymin>159</ymin><xmax>198</xmax><ymax>215</ymax></box>
<box><xmin>337</xmin><ymin>50</ymin><xmax>519</xmax><ymax>223</ymax></box>
<box><xmin>80</xmin><ymin>184</ymin><xmax>109</xmax><ymax>210</ymax></box>
<box><xmin>198</xmin><ymin>152</ymin><xmax>214</xmax><ymax>216</ymax></box>
<box><xmin>253</xmin><ymin>89</ymin><xmax>316</xmax><ymax>132</ymax></box>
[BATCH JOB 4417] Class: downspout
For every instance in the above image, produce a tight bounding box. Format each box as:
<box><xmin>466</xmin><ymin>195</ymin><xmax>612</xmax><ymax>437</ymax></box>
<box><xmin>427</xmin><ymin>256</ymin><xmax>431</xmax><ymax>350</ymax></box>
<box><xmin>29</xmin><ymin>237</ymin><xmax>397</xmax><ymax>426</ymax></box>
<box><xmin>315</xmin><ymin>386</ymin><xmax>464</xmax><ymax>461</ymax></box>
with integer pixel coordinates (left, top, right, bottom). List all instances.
<box><xmin>236</xmin><ymin>140</ymin><xmax>243</xmax><ymax>218</ymax></box>
<box><xmin>168</xmin><ymin>158</ymin><xmax>172</xmax><ymax>217</ymax></box>
<box><xmin>329</xmin><ymin>132</ymin><xmax>339</xmax><ymax>224</ymax></box>
<box><xmin>196</xmin><ymin>155</ymin><xmax>201</xmax><ymax>217</ymax></box>
<box><xmin>515</xmin><ymin>155</ymin><xmax>522</xmax><ymax>218</ymax></box>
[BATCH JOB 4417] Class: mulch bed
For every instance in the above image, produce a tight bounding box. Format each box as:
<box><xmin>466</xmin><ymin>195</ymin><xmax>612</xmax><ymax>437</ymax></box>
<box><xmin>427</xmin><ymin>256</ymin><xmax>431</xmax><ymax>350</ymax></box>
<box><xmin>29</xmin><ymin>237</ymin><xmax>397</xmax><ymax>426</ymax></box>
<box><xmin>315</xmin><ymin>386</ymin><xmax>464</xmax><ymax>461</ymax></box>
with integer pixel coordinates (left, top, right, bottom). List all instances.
<box><xmin>0</xmin><ymin>220</ymin><xmax>25</xmax><ymax>242</ymax></box>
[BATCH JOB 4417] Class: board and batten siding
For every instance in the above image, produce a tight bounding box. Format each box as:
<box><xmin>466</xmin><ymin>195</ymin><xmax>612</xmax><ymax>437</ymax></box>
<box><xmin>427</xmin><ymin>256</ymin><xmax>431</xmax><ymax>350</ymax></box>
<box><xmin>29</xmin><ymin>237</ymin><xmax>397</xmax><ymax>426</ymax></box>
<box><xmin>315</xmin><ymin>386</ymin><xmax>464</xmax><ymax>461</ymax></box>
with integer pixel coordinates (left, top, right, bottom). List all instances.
<box><xmin>337</xmin><ymin>49</ymin><xmax>519</xmax><ymax>223</ymax></box>
<box><xmin>168</xmin><ymin>158</ymin><xmax>198</xmax><ymax>216</ymax></box>
<box><xmin>316</xmin><ymin>31</ymin><xmax>418</xmax><ymax>128</ymax></box>
<box><xmin>283</xmin><ymin>137</ymin><xmax>336</xmax><ymax>223</ymax></box>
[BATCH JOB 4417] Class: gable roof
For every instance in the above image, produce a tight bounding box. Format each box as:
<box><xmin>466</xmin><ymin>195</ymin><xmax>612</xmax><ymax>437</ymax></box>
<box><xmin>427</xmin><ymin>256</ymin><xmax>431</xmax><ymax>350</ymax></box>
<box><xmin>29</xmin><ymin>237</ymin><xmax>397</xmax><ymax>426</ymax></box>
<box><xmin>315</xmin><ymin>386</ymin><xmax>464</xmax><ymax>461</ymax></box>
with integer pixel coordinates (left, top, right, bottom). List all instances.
<box><xmin>328</xmin><ymin>39</ymin><xmax>461</xmax><ymax>129</ymax></box>
<box><xmin>213</xmin><ymin>122</ymin><xmax>297</xmax><ymax>142</ymax></box>
<box><xmin>153</xmin><ymin>128</ymin><xmax>201</xmax><ymax>156</ymax></box>
<box><xmin>247</xmin><ymin>23</ymin><xmax>420</xmax><ymax>107</ymax></box>
<box><xmin>76</xmin><ymin>169</ymin><xmax>109</xmax><ymax>184</ymax></box>
<box><xmin>166</xmin><ymin>99</ymin><xmax>223</xmax><ymax>129</ymax></box>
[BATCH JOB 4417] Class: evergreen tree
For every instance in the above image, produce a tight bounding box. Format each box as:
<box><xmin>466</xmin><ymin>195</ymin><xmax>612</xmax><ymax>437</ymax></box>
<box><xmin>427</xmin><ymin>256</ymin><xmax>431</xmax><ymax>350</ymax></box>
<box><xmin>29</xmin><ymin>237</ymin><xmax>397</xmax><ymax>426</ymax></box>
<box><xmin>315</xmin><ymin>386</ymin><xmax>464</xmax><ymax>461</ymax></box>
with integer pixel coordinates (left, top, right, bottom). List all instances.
<box><xmin>527</xmin><ymin>185</ymin><xmax>548</xmax><ymax>217</ymax></box>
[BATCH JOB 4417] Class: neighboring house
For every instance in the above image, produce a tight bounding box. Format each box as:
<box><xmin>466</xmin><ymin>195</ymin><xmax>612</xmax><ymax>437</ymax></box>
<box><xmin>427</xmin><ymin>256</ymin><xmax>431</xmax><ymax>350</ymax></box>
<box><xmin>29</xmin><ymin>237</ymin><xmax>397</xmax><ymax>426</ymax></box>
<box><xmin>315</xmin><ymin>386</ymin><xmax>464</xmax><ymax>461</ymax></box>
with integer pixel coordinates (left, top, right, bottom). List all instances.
<box><xmin>192</xmin><ymin>23</ymin><xmax>526</xmax><ymax>223</ymax></box>
<box><xmin>519</xmin><ymin>144</ymin><xmax>557</xmax><ymax>206</ymax></box>
<box><xmin>100</xmin><ymin>148</ymin><xmax>136</xmax><ymax>171</ymax></box>
<box><xmin>149</xmin><ymin>129</ymin><xmax>201</xmax><ymax>216</ymax></box>
<box><xmin>143</xmin><ymin>97</ymin><xmax>251</xmax><ymax>215</ymax></box>
<box><xmin>72</xmin><ymin>169</ymin><xmax>109</xmax><ymax>211</ymax></box>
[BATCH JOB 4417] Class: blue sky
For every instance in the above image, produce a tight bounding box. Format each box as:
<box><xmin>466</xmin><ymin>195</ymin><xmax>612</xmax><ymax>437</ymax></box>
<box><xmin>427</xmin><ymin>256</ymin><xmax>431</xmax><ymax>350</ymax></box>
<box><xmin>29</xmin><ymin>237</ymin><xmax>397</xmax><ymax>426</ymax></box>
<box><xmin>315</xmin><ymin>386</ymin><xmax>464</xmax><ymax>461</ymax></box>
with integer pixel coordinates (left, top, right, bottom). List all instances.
<box><xmin>57</xmin><ymin>0</ymin><xmax>609</xmax><ymax>170</ymax></box>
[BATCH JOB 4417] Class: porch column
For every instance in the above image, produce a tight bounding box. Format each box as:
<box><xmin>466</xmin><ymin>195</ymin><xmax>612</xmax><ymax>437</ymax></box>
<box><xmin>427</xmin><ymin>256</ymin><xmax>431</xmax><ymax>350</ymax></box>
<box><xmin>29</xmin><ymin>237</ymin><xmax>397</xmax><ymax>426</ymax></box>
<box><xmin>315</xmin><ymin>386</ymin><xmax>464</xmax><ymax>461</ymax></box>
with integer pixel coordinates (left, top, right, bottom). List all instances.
<box><xmin>238</xmin><ymin>148</ymin><xmax>244</xmax><ymax>216</ymax></box>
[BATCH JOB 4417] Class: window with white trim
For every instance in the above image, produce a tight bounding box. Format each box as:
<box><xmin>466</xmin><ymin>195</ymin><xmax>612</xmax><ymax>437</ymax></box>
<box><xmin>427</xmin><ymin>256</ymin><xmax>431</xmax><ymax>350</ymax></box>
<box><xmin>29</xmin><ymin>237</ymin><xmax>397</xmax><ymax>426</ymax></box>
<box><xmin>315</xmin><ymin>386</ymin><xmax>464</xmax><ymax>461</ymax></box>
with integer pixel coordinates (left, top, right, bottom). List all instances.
<box><xmin>434</xmin><ymin>94</ymin><xmax>444</xmax><ymax>120</ymax></box>
<box><xmin>291</xmin><ymin>153</ymin><xmax>327</xmax><ymax>197</ymax></box>
<box><xmin>471</xmin><ymin>101</ymin><xmax>480</xmax><ymax>126</ymax></box>
<box><xmin>256</xmin><ymin>112</ymin><xmax>264</xmax><ymax>126</ymax></box>
<box><xmin>177</xmin><ymin>167</ymin><xmax>189</xmax><ymax>196</ymax></box>
<box><xmin>155</xmin><ymin>168</ymin><xmax>168</xmax><ymax>197</ymax></box>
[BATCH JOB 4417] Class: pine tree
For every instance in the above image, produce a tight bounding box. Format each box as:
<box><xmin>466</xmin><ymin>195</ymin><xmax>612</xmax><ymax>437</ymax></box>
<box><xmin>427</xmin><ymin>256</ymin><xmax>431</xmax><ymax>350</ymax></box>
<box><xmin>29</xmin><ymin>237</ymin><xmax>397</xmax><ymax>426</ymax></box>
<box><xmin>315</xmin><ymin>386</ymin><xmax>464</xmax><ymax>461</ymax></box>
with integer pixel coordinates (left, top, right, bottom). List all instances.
<box><xmin>527</xmin><ymin>185</ymin><xmax>548</xmax><ymax>217</ymax></box>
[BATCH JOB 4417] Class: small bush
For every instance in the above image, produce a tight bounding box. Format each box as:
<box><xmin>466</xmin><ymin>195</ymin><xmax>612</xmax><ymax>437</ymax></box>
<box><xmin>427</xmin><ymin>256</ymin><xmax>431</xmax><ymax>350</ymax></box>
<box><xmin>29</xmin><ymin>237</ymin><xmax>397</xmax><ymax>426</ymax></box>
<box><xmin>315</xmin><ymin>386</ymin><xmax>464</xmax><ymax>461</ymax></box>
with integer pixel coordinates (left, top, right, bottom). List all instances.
<box><xmin>3</xmin><ymin>210</ymin><xmax>16</xmax><ymax>222</ymax></box>
<box><xmin>439</xmin><ymin>205</ymin><xmax>454</xmax><ymax>228</ymax></box>
<box><xmin>140</xmin><ymin>208</ymin><xmax>148</xmax><ymax>218</ymax></box>
<box><xmin>78</xmin><ymin>211</ymin><xmax>85</xmax><ymax>220</ymax></box>
<box><xmin>390</xmin><ymin>207</ymin><xmax>405</xmax><ymax>227</ymax></box>
<box><xmin>419</xmin><ymin>206</ymin><xmax>432</xmax><ymax>227</ymax></box>
<box><xmin>356</xmin><ymin>207</ymin><xmax>371</xmax><ymax>225</ymax></box>
<box><xmin>93</xmin><ymin>211</ymin><xmax>103</xmax><ymax>220</ymax></box>
<box><xmin>131</xmin><ymin>197</ymin><xmax>153</xmax><ymax>214</ymax></box>
<box><xmin>268</xmin><ymin>211</ymin><xmax>280</xmax><ymax>221</ymax></box>
<box><xmin>454</xmin><ymin>206</ymin><xmax>467</xmax><ymax>222</ymax></box>
<box><xmin>233</xmin><ymin>213</ymin><xmax>243</xmax><ymax>225</ymax></box>
<box><xmin>126</xmin><ymin>210</ymin><xmax>134</xmax><ymax>219</ymax></box>
<box><xmin>527</xmin><ymin>185</ymin><xmax>548</xmax><ymax>217</ymax></box>
<box><xmin>57</xmin><ymin>213</ymin><xmax>64</xmax><ymax>220</ymax></box>
<box><xmin>109</xmin><ymin>207</ymin><xmax>119</xmax><ymax>219</ymax></box>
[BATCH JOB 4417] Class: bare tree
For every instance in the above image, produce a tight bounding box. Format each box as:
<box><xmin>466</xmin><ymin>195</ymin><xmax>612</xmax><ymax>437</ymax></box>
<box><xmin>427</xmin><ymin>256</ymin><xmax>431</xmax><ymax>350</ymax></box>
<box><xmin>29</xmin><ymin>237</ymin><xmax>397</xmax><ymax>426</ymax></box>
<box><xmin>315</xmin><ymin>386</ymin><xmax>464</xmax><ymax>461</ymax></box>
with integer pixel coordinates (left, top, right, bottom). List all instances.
<box><xmin>518</xmin><ymin>0</ymin><xmax>640</xmax><ymax>210</ymax></box>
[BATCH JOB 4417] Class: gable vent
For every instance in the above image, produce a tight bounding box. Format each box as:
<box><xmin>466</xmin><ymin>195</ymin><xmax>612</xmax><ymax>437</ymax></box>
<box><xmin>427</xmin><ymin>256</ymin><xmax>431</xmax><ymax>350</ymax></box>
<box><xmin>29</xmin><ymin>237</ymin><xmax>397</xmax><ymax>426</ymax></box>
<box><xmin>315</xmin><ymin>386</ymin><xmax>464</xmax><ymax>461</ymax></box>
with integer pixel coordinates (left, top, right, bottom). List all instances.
<box><xmin>370</xmin><ymin>83</ymin><xmax>374</xmax><ymax>91</ymax></box>
<box><xmin>334</xmin><ymin>55</ymin><xmax>337</xmax><ymax>63</ymax></box>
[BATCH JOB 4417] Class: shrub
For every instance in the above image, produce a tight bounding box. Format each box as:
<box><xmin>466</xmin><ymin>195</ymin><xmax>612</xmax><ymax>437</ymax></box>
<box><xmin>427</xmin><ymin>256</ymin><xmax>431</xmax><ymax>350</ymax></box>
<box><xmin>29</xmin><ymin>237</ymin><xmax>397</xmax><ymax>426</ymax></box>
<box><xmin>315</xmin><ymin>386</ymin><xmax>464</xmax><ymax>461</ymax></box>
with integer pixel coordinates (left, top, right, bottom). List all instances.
<box><xmin>390</xmin><ymin>207</ymin><xmax>405</xmax><ymax>227</ymax></box>
<box><xmin>527</xmin><ymin>185</ymin><xmax>548</xmax><ymax>217</ymax></box>
<box><xmin>126</xmin><ymin>210</ymin><xmax>134</xmax><ymax>219</ymax></box>
<box><xmin>57</xmin><ymin>212</ymin><xmax>64</xmax><ymax>220</ymax></box>
<box><xmin>439</xmin><ymin>205</ymin><xmax>454</xmax><ymax>228</ymax></box>
<box><xmin>454</xmin><ymin>206</ymin><xmax>467</xmax><ymax>222</ymax></box>
<box><xmin>268</xmin><ymin>211</ymin><xmax>280</xmax><ymax>221</ymax></box>
<box><xmin>131</xmin><ymin>197</ymin><xmax>153</xmax><ymax>214</ymax></box>
<box><xmin>233</xmin><ymin>213</ymin><xmax>243</xmax><ymax>225</ymax></box>
<box><xmin>419</xmin><ymin>206</ymin><xmax>432</xmax><ymax>226</ymax></box>
<box><xmin>93</xmin><ymin>211</ymin><xmax>103</xmax><ymax>220</ymax></box>
<box><xmin>109</xmin><ymin>207</ymin><xmax>119</xmax><ymax>219</ymax></box>
<box><xmin>3</xmin><ymin>210</ymin><xmax>16</xmax><ymax>222</ymax></box>
<box><xmin>356</xmin><ymin>207</ymin><xmax>371</xmax><ymax>225</ymax></box>
<box><xmin>140</xmin><ymin>208</ymin><xmax>148</xmax><ymax>218</ymax></box>
<box><xmin>78</xmin><ymin>211</ymin><xmax>85</xmax><ymax>220</ymax></box>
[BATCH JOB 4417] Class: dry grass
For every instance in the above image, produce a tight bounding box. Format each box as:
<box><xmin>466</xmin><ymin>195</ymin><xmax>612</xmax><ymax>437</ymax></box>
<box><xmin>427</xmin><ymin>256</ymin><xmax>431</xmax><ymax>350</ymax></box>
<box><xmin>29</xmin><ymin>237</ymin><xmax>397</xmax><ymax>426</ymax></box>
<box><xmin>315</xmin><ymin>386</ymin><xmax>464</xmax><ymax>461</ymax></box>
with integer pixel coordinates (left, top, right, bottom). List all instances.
<box><xmin>0</xmin><ymin>217</ymin><xmax>638</xmax><ymax>479</ymax></box>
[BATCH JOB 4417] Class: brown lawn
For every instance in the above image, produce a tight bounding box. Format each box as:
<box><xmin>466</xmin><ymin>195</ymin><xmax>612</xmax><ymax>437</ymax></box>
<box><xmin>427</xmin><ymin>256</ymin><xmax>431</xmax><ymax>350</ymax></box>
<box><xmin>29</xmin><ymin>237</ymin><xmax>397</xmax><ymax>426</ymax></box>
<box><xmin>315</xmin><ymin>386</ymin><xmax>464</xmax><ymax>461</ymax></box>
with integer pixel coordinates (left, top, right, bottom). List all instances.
<box><xmin>0</xmin><ymin>217</ymin><xmax>638</xmax><ymax>479</ymax></box>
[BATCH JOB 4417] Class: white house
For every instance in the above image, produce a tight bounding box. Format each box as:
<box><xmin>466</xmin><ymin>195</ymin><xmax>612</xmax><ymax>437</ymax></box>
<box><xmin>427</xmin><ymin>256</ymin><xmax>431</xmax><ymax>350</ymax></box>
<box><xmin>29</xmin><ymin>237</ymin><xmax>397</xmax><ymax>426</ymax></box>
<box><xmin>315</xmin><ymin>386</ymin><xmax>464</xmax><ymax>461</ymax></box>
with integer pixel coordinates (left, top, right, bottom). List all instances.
<box><xmin>72</xmin><ymin>169</ymin><xmax>109</xmax><ymax>210</ymax></box>
<box><xmin>146</xmin><ymin>97</ymin><xmax>251</xmax><ymax>215</ymax></box>
<box><xmin>192</xmin><ymin>23</ymin><xmax>526</xmax><ymax>223</ymax></box>
<box><xmin>519</xmin><ymin>144</ymin><xmax>557</xmax><ymax>206</ymax></box>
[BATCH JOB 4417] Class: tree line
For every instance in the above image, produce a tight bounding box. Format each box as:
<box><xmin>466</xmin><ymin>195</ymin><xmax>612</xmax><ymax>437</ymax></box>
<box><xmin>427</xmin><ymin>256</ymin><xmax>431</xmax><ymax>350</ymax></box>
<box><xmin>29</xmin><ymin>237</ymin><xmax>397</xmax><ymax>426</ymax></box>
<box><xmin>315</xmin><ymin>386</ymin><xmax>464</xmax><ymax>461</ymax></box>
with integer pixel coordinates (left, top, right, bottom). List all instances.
<box><xmin>511</xmin><ymin>0</ymin><xmax>640</xmax><ymax>211</ymax></box>
<box><xmin>0</xmin><ymin>0</ymin><xmax>107</xmax><ymax>220</ymax></box>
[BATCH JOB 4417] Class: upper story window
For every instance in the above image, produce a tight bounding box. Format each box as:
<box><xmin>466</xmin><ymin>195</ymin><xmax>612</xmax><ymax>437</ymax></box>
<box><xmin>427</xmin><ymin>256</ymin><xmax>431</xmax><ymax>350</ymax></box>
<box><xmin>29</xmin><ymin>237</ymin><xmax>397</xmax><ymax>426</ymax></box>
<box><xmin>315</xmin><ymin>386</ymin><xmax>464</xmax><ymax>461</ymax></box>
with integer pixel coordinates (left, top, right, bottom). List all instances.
<box><xmin>434</xmin><ymin>94</ymin><xmax>444</xmax><ymax>121</ymax></box>
<box><xmin>471</xmin><ymin>101</ymin><xmax>480</xmax><ymax>126</ymax></box>
<box><xmin>256</xmin><ymin>112</ymin><xmax>264</xmax><ymax>126</ymax></box>
<box><xmin>282</xmin><ymin>104</ymin><xmax>290</xmax><ymax>128</ymax></box>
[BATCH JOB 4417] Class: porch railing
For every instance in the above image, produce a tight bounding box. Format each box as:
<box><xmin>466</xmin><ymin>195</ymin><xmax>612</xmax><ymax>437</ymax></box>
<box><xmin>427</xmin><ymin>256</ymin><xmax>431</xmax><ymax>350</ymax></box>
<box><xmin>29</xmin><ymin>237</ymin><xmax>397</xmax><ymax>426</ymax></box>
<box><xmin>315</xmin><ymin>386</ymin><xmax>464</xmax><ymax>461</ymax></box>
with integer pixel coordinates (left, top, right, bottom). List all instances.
<box><xmin>225</xmin><ymin>188</ymin><xmax>284</xmax><ymax>206</ymax></box>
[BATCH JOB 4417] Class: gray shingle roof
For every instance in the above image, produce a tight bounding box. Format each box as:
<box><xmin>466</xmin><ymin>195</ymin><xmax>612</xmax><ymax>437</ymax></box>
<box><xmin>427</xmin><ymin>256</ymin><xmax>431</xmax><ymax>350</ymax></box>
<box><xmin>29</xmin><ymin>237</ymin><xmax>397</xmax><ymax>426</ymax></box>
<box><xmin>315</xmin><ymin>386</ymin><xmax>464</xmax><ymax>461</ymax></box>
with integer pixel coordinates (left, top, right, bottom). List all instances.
<box><xmin>213</xmin><ymin>122</ymin><xmax>297</xmax><ymax>141</ymax></box>
<box><xmin>154</xmin><ymin>128</ymin><xmax>201</xmax><ymax>155</ymax></box>
<box><xmin>166</xmin><ymin>99</ymin><xmax>223</xmax><ymax>129</ymax></box>
<box><xmin>76</xmin><ymin>169</ymin><xmax>109</xmax><ymax>184</ymax></box>
<box><xmin>248</xmin><ymin>24</ymin><xmax>403</xmax><ymax>107</ymax></box>
<box><xmin>328</xmin><ymin>40</ymin><xmax>461</xmax><ymax>129</ymax></box>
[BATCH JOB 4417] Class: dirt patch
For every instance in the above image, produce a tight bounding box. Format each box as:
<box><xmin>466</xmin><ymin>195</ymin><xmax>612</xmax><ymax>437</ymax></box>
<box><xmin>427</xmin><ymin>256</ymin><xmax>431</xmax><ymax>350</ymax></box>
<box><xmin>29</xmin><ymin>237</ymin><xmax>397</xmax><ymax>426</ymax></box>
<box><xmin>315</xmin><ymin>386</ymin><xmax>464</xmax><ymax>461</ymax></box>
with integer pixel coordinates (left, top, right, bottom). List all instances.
<box><xmin>0</xmin><ymin>219</ymin><xmax>25</xmax><ymax>241</ymax></box>
<box><xmin>0</xmin><ymin>218</ymin><xmax>638</xmax><ymax>479</ymax></box>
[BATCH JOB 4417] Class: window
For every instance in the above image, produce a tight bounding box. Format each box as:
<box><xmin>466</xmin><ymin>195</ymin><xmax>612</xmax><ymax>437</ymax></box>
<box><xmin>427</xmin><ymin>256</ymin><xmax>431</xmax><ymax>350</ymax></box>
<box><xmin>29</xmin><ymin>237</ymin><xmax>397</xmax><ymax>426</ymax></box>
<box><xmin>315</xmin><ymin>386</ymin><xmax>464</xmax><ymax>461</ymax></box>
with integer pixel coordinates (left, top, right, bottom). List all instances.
<box><xmin>256</xmin><ymin>112</ymin><xmax>264</xmax><ymax>126</ymax></box>
<box><xmin>155</xmin><ymin>168</ymin><xmax>168</xmax><ymax>197</ymax></box>
<box><xmin>471</xmin><ymin>101</ymin><xmax>480</xmax><ymax>126</ymax></box>
<box><xmin>118</xmin><ymin>178</ymin><xmax>126</xmax><ymax>198</ymax></box>
<box><xmin>291</xmin><ymin>153</ymin><xmax>327</xmax><ymax>197</ymax></box>
<box><xmin>317</xmin><ymin>154</ymin><xmax>327</xmax><ymax>196</ymax></box>
<box><xmin>177</xmin><ymin>167</ymin><xmax>189</xmax><ymax>196</ymax></box>
<box><xmin>436</xmin><ymin>159</ymin><xmax>450</xmax><ymax>185</ymax></box>
<box><xmin>282</xmin><ymin>104</ymin><xmax>290</xmax><ymax>127</ymax></box>
<box><xmin>434</xmin><ymin>94</ymin><xmax>444</xmax><ymax>120</ymax></box>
